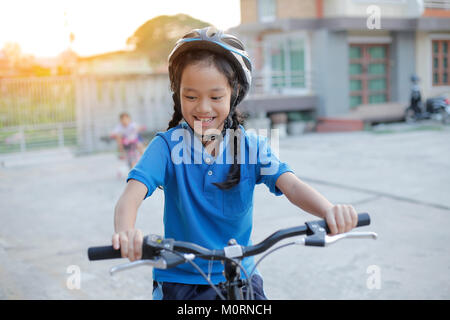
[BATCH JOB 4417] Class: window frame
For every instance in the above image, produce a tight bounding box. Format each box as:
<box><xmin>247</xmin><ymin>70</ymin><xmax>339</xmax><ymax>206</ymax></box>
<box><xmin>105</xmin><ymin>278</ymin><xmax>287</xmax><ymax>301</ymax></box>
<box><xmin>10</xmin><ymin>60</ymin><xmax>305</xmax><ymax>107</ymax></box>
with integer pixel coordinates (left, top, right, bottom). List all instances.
<box><xmin>431</xmin><ymin>39</ymin><xmax>450</xmax><ymax>86</ymax></box>
<box><xmin>349</xmin><ymin>43</ymin><xmax>391</xmax><ymax>108</ymax></box>
<box><xmin>258</xmin><ymin>0</ymin><xmax>277</xmax><ymax>23</ymax></box>
<box><xmin>262</xmin><ymin>31</ymin><xmax>311</xmax><ymax>95</ymax></box>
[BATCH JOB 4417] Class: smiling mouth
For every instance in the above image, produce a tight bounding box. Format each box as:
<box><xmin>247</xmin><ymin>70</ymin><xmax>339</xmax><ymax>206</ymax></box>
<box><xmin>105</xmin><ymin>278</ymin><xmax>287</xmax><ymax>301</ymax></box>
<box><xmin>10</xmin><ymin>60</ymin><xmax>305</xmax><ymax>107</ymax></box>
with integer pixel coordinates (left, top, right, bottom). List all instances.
<box><xmin>194</xmin><ymin>116</ymin><xmax>216</xmax><ymax>123</ymax></box>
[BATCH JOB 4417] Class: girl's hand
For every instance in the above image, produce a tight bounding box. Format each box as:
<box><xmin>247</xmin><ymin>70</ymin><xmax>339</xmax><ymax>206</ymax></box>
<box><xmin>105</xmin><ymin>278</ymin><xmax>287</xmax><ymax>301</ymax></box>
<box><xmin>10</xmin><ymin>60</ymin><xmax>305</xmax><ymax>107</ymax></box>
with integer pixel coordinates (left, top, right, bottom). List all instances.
<box><xmin>324</xmin><ymin>204</ymin><xmax>358</xmax><ymax>235</ymax></box>
<box><xmin>112</xmin><ymin>229</ymin><xmax>143</xmax><ymax>262</ymax></box>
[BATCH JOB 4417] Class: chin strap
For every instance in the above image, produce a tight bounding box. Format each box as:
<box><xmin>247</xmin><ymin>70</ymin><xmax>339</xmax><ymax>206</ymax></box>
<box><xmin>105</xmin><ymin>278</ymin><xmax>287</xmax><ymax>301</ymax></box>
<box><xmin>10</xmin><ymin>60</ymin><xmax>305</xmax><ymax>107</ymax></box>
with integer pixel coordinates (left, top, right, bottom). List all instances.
<box><xmin>184</xmin><ymin>119</ymin><xmax>224</xmax><ymax>144</ymax></box>
<box><xmin>183</xmin><ymin>95</ymin><xmax>238</xmax><ymax>144</ymax></box>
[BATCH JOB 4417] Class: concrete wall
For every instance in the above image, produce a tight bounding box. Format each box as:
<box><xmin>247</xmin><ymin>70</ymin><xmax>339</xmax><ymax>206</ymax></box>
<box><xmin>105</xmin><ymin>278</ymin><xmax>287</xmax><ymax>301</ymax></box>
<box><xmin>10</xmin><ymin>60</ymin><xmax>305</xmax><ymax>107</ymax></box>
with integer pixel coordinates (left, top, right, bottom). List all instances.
<box><xmin>323</xmin><ymin>0</ymin><xmax>423</xmax><ymax>18</ymax></box>
<box><xmin>76</xmin><ymin>74</ymin><xmax>172</xmax><ymax>153</ymax></box>
<box><xmin>277</xmin><ymin>0</ymin><xmax>317</xmax><ymax>19</ymax></box>
<box><xmin>241</xmin><ymin>0</ymin><xmax>258</xmax><ymax>24</ymax></box>
<box><xmin>390</xmin><ymin>31</ymin><xmax>416</xmax><ymax>105</ymax></box>
<box><xmin>241</xmin><ymin>0</ymin><xmax>425</xmax><ymax>24</ymax></box>
<box><xmin>241</xmin><ymin>0</ymin><xmax>317</xmax><ymax>24</ymax></box>
<box><xmin>312</xmin><ymin>30</ymin><xmax>349</xmax><ymax>117</ymax></box>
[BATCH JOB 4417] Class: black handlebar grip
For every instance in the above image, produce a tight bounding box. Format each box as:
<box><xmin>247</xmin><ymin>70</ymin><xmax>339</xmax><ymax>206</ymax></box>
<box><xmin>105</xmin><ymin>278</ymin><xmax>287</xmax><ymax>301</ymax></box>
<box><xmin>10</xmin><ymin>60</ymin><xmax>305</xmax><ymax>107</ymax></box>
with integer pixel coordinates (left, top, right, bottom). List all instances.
<box><xmin>356</xmin><ymin>212</ymin><xmax>370</xmax><ymax>227</ymax></box>
<box><xmin>88</xmin><ymin>246</ymin><xmax>122</xmax><ymax>261</ymax></box>
<box><xmin>315</xmin><ymin>212</ymin><xmax>371</xmax><ymax>234</ymax></box>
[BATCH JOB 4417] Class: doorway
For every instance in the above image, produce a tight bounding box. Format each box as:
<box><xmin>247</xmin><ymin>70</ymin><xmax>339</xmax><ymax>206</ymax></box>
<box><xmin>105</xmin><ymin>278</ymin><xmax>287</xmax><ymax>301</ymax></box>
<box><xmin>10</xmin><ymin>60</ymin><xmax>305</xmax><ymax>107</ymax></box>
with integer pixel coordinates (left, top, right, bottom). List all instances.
<box><xmin>349</xmin><ymin>44</ymin><xmax>390</xmax><ymax>108</ymax></box>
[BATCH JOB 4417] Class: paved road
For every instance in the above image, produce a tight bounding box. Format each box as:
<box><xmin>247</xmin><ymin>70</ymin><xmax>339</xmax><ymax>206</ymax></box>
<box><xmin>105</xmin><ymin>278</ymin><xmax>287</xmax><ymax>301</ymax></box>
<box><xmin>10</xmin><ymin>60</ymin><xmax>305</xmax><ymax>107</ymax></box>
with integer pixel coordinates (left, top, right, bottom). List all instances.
<box><xmin>1</xmin><ymin>122</ymin><xmax>449</xmax><ymax>299</ymax></box>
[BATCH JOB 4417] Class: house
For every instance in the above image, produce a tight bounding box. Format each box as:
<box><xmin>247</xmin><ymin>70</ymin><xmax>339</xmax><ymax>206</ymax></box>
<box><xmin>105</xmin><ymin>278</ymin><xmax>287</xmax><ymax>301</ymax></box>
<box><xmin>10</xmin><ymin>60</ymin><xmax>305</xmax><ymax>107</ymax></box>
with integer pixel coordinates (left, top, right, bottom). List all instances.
<box><xmin>76</xmin><ymin>50</ymin><xmax>153</xmax><ymax>75</ymax></box>
<box><xmin>230</xmin><ymin>0</ymin><xmax>450</xmax><ymax>126</ymax></box>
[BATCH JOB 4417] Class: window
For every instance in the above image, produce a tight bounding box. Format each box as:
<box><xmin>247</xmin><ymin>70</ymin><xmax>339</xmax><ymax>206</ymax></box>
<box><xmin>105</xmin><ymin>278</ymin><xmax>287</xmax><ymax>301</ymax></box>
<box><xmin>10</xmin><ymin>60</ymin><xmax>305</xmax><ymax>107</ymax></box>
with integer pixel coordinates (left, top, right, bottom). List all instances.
<box><xmin>432</xmin><ymin>40</ymin><xmax>450</xmax><ymax>86</ymax></box>
<box><xmin>258</xmin><ymin>0</ymin><xmax>276</xmax><ymax>23</ymax></box>
<box><xmin>264</xmin><ymin>33</ymin><xmax>308</xmax><ymax>93</ymax></box>
<box><xmin>349</xmin><ymin>44</ymin><xmax>390</xmax><ymax>108</ymax></box>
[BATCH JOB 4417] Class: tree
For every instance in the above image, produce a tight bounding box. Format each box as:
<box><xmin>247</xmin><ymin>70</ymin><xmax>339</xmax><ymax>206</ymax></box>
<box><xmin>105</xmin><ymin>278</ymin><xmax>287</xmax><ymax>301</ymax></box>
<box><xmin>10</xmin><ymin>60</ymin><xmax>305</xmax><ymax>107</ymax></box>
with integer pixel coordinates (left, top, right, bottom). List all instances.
<box><xmin>126</xmin><ymin>14</ymin><xmax>212</xmax><ymax>68</ymax></box>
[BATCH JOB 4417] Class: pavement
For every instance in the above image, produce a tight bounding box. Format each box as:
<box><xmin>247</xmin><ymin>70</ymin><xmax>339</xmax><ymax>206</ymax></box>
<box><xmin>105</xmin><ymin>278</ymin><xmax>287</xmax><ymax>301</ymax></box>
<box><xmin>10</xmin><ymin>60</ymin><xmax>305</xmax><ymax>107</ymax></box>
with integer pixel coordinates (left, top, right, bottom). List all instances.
<box><xmin>0</xmin><ymin>121</ymin><xmax>449</xmax><ymax>300</ymax></box>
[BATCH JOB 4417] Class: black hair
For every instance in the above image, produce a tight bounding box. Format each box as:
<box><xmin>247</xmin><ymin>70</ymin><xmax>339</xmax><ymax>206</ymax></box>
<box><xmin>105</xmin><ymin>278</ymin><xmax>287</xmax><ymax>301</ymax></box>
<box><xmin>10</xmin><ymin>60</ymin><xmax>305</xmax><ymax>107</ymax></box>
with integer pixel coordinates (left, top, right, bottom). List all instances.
<box><xmin>167</xmin><ymin>49</ymin><xmax>244</xmax><ymax>190</ymax></box>
<box><xmin>119</xmin><ymin>112</ymin><xmax>130</xmax><ymax>119</ymax></box>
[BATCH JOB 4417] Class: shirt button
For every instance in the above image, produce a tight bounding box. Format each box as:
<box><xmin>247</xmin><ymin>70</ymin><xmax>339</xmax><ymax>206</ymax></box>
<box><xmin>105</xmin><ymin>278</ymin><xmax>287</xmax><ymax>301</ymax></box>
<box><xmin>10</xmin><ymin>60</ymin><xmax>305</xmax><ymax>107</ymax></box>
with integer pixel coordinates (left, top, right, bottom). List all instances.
<box><xmin>207</xmin><ymin>170</ymin><xmax>213</xmax><ymax>176</ymax></box>
<box><xmin>205</xmin><ymin>157</ymin><xmax>211</xmax><ymax>164</ymax></box>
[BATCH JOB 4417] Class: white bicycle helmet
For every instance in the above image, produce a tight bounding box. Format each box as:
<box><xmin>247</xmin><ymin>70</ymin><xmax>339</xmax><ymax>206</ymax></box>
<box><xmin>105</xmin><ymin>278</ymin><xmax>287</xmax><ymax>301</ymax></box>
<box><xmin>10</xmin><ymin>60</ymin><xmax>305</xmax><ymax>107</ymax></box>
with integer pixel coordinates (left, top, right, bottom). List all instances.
<box><xmin>168</xmin><ymin>27</ymin><xmax>252</xmax><ymax>107</ymax></box>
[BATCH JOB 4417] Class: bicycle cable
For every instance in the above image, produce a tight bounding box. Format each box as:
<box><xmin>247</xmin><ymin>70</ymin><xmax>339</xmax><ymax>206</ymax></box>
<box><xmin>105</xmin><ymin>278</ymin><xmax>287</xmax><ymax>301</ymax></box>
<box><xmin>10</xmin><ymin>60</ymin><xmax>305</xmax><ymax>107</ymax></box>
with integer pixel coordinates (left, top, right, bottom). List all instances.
<box><xmin>163</xmin><ymin>249</ymin><xmax>227</xmax><ymax>300</ymax></box>
<box><xmin>246</xmin><ymin>241</ymin><xmax>297</xmax><ymax>300</ymax></box>
<box><xmin>196</xmin><ymin>253</ymin><xmax>255</xmax><ymax>300</ymax></box>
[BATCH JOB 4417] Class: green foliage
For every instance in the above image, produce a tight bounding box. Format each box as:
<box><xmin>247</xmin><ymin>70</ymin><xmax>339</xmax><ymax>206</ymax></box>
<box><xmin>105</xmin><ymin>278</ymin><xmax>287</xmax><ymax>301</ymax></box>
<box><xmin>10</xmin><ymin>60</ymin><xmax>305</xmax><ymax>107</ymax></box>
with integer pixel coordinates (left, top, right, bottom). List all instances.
<box><xmin>126</xmin><ymin>14</ymin><xmax>211</xmax><ymax>67</ymax></box>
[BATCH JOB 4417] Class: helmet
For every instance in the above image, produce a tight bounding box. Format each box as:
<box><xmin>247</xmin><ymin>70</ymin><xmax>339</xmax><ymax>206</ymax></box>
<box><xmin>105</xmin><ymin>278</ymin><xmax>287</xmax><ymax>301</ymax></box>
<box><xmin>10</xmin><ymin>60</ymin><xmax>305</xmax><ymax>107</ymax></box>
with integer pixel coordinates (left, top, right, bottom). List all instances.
<box><xmin>411</xmin><ymin>74</ymin><xmax>420</xmax><ymax>83</ymax></box>
<box><xmin>168</xmin><ymin>27</ymin><xmax>252</xmax><ymax>107</ymax></box>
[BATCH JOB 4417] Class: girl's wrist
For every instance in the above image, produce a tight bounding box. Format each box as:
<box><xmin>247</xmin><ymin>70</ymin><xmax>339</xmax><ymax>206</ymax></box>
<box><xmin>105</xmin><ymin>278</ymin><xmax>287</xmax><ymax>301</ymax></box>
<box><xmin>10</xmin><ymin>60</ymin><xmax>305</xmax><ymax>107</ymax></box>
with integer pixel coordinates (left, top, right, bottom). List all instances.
<box><xmin>319</xmin><ymin>203</ymin><xmax>335</xmax><ymax>219</ymax></box>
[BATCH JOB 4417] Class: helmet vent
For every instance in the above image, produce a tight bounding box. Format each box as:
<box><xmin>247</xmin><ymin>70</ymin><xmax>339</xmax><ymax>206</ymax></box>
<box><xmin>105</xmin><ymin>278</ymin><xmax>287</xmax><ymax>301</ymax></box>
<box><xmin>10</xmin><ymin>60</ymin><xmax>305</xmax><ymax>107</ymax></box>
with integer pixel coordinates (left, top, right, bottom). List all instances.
<box><xmin>183</xmin><ymin>31</ymin><xmax>199</xmax><ymax>39</ymax></box>
<box><xmin>206</xmin><ymin>27</ymin><xmax>218</xmax><ymax>38</ymax></box>
<box><xmin>222</xmin><ymin>37</ymin><xmax>245</xmax><ymax>51</ymax></box>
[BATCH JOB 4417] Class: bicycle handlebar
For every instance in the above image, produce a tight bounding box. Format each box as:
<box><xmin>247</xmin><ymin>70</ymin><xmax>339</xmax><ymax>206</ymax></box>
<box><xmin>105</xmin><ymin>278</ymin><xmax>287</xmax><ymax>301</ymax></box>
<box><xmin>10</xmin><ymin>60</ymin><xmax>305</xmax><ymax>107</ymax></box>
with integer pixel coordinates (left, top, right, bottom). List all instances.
<box><xmin>88</xmin><ymin>213</ymin><xmax>371</xmax><ymax>266</ymax></box>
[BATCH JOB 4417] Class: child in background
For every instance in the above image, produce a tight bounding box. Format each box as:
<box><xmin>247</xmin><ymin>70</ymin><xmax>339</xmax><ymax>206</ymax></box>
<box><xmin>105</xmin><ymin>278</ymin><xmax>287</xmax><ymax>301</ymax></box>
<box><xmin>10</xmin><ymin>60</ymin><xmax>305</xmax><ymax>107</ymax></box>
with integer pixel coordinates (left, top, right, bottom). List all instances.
<box><xmin>111</xmin><ymin>112</ymin><xmax>145</xmax><ymax>168</ymax></box>
<box><xmin>111</xmin><ymin>27</ymin><xmax>359</xmax><ymax>300</ymax></box>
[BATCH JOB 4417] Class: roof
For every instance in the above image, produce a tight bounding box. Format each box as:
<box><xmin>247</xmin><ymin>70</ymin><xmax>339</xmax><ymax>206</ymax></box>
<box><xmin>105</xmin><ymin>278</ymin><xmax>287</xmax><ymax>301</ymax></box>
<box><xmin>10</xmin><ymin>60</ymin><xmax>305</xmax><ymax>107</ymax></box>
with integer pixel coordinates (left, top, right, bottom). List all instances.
<box><xmin>78</xmin><ymin>50</ymin><xmax>144</xmax><ymax>62</ymax></box>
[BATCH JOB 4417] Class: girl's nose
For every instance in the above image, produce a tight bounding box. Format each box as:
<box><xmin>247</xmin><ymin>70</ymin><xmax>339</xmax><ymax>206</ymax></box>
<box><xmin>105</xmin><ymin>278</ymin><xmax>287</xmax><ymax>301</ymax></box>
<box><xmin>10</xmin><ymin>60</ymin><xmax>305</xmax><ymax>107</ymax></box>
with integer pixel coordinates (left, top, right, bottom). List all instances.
<box><xmin>195</xmin><ymin>98</ymin><xmax>212</xmax><ymax>113</ymax></box>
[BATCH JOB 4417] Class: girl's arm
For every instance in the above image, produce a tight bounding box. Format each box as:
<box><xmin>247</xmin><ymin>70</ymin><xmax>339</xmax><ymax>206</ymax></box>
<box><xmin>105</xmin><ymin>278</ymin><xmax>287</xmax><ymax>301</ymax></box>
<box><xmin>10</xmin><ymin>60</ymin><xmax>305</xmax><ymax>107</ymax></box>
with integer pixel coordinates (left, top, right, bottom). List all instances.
<box><xmin>112</xmin><ymin>179</ymin><xmax>148</xmax><ymax>261</ymax></box>
<box><xmin>275</xmin><ymin>172</ymin><xmax>358</xmax><ymax>235</ymax></box>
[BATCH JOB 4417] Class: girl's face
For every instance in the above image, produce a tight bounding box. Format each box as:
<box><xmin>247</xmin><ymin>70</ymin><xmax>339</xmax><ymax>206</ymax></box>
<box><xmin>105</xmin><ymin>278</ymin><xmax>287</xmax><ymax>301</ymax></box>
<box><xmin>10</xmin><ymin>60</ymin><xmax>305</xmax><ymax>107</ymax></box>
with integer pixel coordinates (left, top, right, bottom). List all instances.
<box><xmin>180</xmin><ymin>62</ymin><xmax>232</xmax><ymax>138</ymax></box>
<box><xmin>120</xmin><ymin>115</ymin><xmax>131</xmax><ymax>127</ymax></box>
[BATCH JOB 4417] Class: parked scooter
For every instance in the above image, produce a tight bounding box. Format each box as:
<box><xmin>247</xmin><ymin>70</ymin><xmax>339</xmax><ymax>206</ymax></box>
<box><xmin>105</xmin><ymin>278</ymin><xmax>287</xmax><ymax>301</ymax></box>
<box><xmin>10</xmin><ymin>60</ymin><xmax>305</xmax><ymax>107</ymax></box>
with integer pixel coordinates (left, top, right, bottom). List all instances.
<box><xmin>404</xmin><ymin>75</ymin><xmax>450</xmax><ymax>124</ymax></box>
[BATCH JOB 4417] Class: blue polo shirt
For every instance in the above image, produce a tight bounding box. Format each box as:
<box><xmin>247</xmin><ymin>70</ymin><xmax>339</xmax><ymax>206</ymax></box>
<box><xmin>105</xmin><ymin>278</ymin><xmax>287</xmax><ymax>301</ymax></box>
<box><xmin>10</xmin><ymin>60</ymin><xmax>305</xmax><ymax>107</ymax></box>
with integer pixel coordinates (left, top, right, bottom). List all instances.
<box><xmin>127</xmin><ymin>122</ymin><xmax>294</xmax><ymax>284</ymax></box>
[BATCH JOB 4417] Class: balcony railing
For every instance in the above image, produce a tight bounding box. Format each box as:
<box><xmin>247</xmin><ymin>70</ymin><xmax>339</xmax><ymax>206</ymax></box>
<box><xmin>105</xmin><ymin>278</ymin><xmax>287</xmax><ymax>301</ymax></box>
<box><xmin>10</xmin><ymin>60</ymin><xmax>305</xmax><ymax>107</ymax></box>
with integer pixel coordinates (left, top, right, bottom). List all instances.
<box><xmin>424</xmin><ymin>0</ymin><xmax>450</xmax><ymax>9</ymax></box>
<box><xmin>248</xmin><ymin>69</ymin><xmax>315</xmax><ymax>97</ymax></box>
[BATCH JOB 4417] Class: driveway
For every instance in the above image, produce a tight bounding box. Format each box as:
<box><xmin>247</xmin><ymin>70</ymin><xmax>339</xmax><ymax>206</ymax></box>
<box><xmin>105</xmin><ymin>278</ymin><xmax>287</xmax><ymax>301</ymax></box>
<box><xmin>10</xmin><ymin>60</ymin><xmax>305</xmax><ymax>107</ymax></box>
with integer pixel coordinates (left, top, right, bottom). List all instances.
<box><xmin>1</xmin><ymin>122</ymin><xmax>449</xmax><ymax>299</ymax></box>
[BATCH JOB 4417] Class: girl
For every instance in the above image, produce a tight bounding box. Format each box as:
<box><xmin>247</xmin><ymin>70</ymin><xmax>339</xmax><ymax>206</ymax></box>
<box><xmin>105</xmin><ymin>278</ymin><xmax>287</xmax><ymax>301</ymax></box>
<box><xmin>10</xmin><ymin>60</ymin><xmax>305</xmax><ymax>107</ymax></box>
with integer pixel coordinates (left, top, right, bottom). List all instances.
<box><xmin>112</xmin><ymin>27</ymin><xmax>358</xmax><ymax>300</ymax></box>
<box><xmin>110</xmin><ymin>112</ymin><xmax>146</xmax><ymax>168</ymax></box>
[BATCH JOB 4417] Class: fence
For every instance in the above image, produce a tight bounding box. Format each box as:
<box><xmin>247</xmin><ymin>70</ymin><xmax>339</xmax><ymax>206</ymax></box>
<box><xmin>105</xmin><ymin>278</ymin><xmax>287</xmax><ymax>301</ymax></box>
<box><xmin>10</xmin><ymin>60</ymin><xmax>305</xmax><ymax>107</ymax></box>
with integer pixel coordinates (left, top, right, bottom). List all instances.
<box><xmin>75</xmin><ymin>74</ymin><xmax>172</xmax><ymax>153</ymax></box>
<box><xmin>0</xmin><ymin>122</ymin><xmax>77</xmax><ymax>153</ymax></box>
<box><xmin>249</xmin><ymin>70</ymin><xmax>315</xmax><ymax>97</ymax></box>
<box><xmin>0</xmin><ymin>76</ymin><xmax>76</xmax><ymax>154</ymax></box>
<box><xmin>0</xmin><ymin>74</ymin><xmax>172</xmax><ymax>155</ymax></box>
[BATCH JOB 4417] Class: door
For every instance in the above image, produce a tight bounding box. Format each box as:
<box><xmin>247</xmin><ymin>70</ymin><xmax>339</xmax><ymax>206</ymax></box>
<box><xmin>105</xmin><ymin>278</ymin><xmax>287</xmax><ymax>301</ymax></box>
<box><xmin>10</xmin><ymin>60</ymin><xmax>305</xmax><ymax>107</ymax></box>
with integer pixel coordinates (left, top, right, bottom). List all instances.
<box><xmin>349</xmin><ymin>44</ymin><xmax>390</xmax><ymax>108</ymax></box>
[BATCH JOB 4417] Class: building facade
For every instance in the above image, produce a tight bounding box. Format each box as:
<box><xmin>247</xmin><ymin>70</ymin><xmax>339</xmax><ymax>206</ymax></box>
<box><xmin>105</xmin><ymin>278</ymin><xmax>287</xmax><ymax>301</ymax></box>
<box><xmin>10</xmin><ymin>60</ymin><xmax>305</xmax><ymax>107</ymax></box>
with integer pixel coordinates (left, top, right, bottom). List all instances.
<box><xmin>231</xmin><ymin>0</ymin><xmax>450</xmax><ymax>119</ymax></box>
<box><xmin>76</xmin><ymin>50</ymin><xmax>153</xmax><ymax>75</ymax></box>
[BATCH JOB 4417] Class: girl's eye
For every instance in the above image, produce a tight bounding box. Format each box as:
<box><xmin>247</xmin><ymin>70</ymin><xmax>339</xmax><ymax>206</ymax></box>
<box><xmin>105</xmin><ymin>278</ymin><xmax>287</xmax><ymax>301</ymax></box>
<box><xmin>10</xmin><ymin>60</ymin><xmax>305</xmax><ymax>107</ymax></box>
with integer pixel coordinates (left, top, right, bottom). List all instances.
<box><xmin>184</xmin><ymin>96</ymin><xmax>197</xmax><ymax>101</ymax></box>
<box><xmin>211</xmin><ymin>96</ymin><xmax>224</xmax><ymax>101</ymax></box>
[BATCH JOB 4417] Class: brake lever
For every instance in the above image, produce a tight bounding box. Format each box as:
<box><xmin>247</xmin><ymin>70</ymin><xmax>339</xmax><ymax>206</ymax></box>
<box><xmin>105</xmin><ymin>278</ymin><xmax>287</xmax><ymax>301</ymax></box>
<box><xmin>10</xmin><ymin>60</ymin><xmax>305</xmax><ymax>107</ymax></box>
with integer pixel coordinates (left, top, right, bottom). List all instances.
<box><xmin>296</xmin><ymin>231</ymin><xmax>378</xmax><ymax>247</ymax></box>
<box><xmin>109</xmin><ymin>250</ymin><xmax>195</xmax><ymax>276</ymax></box>
<box><xmin>324</xmin><ymin>231</ymin><xmax>378</xmax><ymax>245</ymax></box>
<box><xmin>109</xmin><ymin>257</ymin><xmax>168</xmax><ymax>276</ymax></box>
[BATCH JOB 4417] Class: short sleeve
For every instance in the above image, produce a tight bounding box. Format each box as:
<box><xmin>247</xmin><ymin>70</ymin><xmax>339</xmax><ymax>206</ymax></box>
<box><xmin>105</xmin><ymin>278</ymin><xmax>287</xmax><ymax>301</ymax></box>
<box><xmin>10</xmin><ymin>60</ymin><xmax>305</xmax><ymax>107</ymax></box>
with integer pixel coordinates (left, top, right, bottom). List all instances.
<box><xmin>127</xmin><ymin>135</ymin><xmax>170</xmax><ymax>198</ymax></box>
<box><xmin>111</xmin><ymin>124</ymin><xmax>122</xmax><ymax>135</ymax></box>
<box><xmin>255</xmin><ymin>135</ymin><xmax>294</xmax><ymax>196</ymax></box>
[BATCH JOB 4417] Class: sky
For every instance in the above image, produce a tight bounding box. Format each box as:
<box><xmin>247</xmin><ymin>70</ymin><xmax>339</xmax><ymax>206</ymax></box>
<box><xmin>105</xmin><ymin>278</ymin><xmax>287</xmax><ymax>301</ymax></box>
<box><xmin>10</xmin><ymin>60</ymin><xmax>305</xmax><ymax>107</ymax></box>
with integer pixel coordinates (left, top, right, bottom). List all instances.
<box><xmin>0</xmin><ymin>0</ymin><xmax>241</xmax><ymax>58</ymax></box>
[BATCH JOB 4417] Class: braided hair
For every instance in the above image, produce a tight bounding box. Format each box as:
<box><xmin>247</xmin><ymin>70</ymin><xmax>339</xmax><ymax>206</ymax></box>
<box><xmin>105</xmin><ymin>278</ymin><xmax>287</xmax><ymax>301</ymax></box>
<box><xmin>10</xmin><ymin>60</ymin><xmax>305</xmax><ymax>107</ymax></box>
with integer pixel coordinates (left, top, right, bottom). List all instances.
<box><xmin>167</xmin><ymin>50</ymin><xmax>244</xmax><ymax>190</ymax></box>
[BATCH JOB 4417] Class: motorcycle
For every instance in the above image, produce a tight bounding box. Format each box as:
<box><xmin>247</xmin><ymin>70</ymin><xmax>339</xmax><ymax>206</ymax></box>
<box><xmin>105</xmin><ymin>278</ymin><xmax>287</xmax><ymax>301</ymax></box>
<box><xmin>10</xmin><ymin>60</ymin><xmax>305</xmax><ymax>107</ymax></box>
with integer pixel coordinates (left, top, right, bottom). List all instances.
<box><xmin>404</xmin><ymin>75</ymin><xmax>450</xmax><ymax>124</ymax></box>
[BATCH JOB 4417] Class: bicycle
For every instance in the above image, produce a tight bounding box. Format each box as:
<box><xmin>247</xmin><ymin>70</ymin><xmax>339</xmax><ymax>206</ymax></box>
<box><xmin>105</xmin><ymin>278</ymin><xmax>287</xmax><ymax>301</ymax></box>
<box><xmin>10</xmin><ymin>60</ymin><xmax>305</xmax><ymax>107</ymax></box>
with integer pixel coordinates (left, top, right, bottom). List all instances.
<box><xmin>121</xmin><ymin>139</ymin><xmax>140</xmax><ymax>169</ymax></box>
<box><xmin>88</xmin><ymin>213</ymin><xmax>377</xmax><ymax>300</ymax></box>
